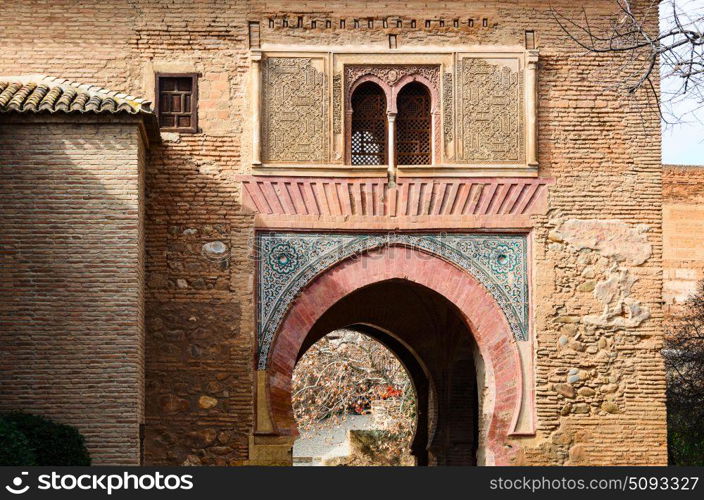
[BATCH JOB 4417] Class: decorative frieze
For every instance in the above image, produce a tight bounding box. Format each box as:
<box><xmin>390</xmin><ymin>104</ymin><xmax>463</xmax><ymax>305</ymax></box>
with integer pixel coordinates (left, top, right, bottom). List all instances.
<box><xmin>256</xmin><ymin>231</ymin><xmax>529</xmax><ymax>368</ymax></box>
<box><xmin>240</xmin><ymin>176</ymin><xmax>551</xmax><ymax>217</ymax></box>
<box><xmin>262</xmin><ymin>57</ymin><xmax>328</xmax><ymax>162</ymax></box>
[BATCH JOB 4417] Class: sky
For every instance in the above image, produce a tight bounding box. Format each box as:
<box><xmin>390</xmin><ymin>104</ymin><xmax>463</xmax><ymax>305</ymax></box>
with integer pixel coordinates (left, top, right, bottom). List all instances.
<box><xmin>660</xmin><ymin>0</ymin><xmax>704</xmax><ymax>165</ymax></box>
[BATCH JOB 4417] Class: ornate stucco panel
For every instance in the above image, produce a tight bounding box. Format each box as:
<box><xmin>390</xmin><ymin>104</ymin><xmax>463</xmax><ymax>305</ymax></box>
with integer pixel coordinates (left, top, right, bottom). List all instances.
<box><xmin>332</xmin><ymin>73</ymin><xmax>342</xmax><ymax>135</ymax></box>
<box><xmin>262</xmin><ymin>57</ymin><xmax>329</xmax><ymax>163</ymax></box>
<box><xmin>344</xmin><ymin>64</ymin><xmax>440</xmax><ymax>102</ymax></box>
<box><xmin>254</xmin><ymin>51</ymin><xmax>537</xmax><ymax>172</ymax></box>
<box><xmin>256</xmin><ymin>232</ymin><xmax>529</xmax><ymax>369</ymax></box>
<box><xmin>458</xmin><ymin>57</ymin><xmax>525</xmax><ymax>163</ymax></box>
<box><xmin>443</xmin><ymin>72</ymin><xmax>454</xmax><ymax>147</ymax></box>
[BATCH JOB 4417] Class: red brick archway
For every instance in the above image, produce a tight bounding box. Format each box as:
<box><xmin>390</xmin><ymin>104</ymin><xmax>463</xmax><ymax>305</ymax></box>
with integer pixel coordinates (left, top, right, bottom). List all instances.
<box><xmin>264</xmin><ymin>245</ymin><xmax>523</xmax><ymax>465</ymax></box>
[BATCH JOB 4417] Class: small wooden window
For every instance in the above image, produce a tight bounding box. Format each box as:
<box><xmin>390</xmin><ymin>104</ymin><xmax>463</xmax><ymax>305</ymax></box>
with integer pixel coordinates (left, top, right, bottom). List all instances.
<box><xmin>155</xmin><ymin>73</ymin><xmax>198</xmax><ymax>133</ymax></box>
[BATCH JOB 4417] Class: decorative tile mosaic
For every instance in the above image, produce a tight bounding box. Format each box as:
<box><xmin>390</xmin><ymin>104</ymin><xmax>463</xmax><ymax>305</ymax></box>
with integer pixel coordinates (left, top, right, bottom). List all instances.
<box><xmin>256</xmin><ymin>232</ymin><xmax>529</xmax><ymax>368</ymax></box>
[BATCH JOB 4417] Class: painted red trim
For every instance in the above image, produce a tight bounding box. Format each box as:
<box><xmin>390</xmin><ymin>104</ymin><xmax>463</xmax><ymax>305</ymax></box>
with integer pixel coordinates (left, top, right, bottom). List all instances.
<box><xmin>239</xmin><ymin>176</ymin><xmax>553</xmax><ymax>218</ymax></box>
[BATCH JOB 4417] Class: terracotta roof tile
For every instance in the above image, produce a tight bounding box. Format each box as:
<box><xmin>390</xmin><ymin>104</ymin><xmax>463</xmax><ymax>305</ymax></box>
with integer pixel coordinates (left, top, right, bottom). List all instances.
<box><xmin>0</xmin><ymin>75</ymin><xmax>160</xmax><ymax>144</ymax></box>
<box><xmin>0</xmin><ymin>75</ymin><xmax>152</xmax><ymax>115</ymax></box>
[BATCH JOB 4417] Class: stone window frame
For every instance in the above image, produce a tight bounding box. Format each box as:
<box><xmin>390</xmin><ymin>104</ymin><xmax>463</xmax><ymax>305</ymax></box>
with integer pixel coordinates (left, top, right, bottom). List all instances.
<box><xmin>155</xmin><ymin>72</ymin><xmax>199</xmax><ymax>134</ymax></box>
<box><xmin>344</xmin><ymin>66</ymin><xmax>441</xmax><ymax>174</ymax></box>
<box><xmin>249</xmin><ymin>49</ymin><xmax>539</xmax><ymax>177</ymax></box>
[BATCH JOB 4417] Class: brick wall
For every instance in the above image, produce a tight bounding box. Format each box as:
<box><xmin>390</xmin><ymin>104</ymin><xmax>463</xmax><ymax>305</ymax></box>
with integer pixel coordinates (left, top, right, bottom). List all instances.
<box><xmin>0</xmin><ymin>116</ymin><xmax>146</xmax><ymax>465</ymax></box>
<box><xmin>663</xmin><ymin>165</ymin><xmax>704</xmax><ymax>314</ymax></box>
<box><xmin>0</xmin><ymin>0</ymin><xmax>667</xmax><ymax>465</ymax></box>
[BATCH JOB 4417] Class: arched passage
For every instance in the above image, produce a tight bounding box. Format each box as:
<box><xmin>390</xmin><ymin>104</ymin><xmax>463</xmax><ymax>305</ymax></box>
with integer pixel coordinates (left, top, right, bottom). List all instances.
<box><xmin>260</xmin><ymin>245</ymin><xmax>524</xmax><ymax>466</ymax></box>
<box><xmin>293</xmin><ymin>327</ymin><xmax>420</xmax><ymax>466</ymax></box>
<box><xmin>300</xmin><ymin>280</ymin><xmax>480</xmax><ymax>465</ymax></box>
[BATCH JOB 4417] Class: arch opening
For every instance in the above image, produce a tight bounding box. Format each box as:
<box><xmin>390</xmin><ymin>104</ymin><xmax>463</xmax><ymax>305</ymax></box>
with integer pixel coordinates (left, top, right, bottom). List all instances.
<box><xmin>350</xmin><ymin>81</ymin><xmax>387</xmax><ymax>165</ymax></box>
<box><xmin>263</xmin><ymin>245</ymin><xmax>524</xmax><ymax>466</ymax></box>
<box><xmin>292</xmin><ymin>327</ymin><xmax>418</xmax><ymax>466</ymax></box>
<box><xmin>291</xmin><ymin>279</ymin><xmax>482</xmax><ymax>466</ymax></box>
<box><xmin>396</xmin><ymin>81</ymin><xmax>432</xmax><ymax>165</ymax></box>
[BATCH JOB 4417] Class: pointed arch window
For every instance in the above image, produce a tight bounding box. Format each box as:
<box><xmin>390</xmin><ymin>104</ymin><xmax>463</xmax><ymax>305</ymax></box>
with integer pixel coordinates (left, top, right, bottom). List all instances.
<box><xmin>351</xmin><ymin>82</ymin><xmax>387</xmax><ymax>165</ymax></box>
<box><xmin>396</xmin><ymin>82</ymin><xmax>431</xmax><ymax>165</ymax></box>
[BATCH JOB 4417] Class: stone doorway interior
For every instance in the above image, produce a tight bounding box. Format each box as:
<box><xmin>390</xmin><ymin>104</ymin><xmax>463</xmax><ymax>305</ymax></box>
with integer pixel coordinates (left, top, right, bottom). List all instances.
<box><xmin>291</xmin><ymin>279</ymin><xmax>482</xmax><ymax>466</ymax></box>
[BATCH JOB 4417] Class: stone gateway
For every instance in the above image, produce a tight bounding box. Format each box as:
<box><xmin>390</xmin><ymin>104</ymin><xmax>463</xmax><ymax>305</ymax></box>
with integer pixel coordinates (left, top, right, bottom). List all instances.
<box><xmin>0</xmin><ymin>0</ymin><xmax>677</xmax><ymax>465</ymax></box>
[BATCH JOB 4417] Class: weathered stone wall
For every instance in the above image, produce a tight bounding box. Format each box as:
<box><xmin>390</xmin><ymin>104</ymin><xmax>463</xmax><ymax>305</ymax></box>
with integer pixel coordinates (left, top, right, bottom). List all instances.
<box><xmin>663</xmin><ymin>165</ymin><xmax>704</xmax><ymax>314</ymax></box>
<box><xmin>0</xmin><ymin>116</ymin><xmax>146</xmax><ymax>465</ymax></box>
<box><xmin>0</xmin><ymin>0</ymin><xmax>666</xmax><ymax>465</ymax></box>
<box><xmin>143</xmin><ymin>217</ymin><xmax>254</xmax><ymax>466</ymax></box>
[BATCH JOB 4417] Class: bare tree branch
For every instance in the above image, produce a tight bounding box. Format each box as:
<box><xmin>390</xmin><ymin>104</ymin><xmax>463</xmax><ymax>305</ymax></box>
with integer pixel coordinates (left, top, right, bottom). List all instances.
<box><xmin>292</xmin><ymin>329</ymin><xmax>416</xmax><ymax>465</ymax></box>
<box><xmin>663</xmin><ymin>281</ymin><xmax>704</xmax><ymax>464</ymax></box>
<box><xmin>552</xmin><ymin>0</ymin><xmax>704</xmax><ymax>125</ymax></box>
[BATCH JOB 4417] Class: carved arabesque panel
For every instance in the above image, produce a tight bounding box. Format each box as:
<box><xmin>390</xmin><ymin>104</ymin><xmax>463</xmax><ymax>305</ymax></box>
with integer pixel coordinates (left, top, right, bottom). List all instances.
<box><xmin>344</xmin><ymin>65</ymin><xmax>440</xmax><ymax>103</ymax></box>
<box><xmin>443</xmin><ymin>72</ymin><xmax>453</xmax><ymax>146</ymax></box>
<box><xmin>458</xmin><ymin>58</ymin><xmax>524</xmax><ymax>163</ymax></box>
<box><xmin>332</xmin><ymin>74</ymin><xmax>342</xmax><ymax>134</ymax></box>
<box><xmin>262</xmin><ymin>57</ymin><xmax>328</xmax><ymax>163</ymax></box>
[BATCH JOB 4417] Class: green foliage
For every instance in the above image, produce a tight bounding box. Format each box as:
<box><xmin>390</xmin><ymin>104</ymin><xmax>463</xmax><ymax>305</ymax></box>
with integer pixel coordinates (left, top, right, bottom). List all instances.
<box><xmin>1</xmin><ymin>412</ymin><xmax>91</xmax><ymax>466</ymax></box>
<box><xmin>668</xmin><ymin>418</ymin><xmax>704</xmax><ymax>466</ymax></box>
<box><xmin>0</xmin><ymin>417</ymin><xmax>37</xmax><ymax>466</ymax></box>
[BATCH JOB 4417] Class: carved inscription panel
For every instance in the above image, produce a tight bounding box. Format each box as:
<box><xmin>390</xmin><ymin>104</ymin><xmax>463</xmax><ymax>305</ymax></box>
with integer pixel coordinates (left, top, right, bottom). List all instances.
<box><xmin>458</xmin><ymin>58</ymin><xmax>524</xmax><ymax>163</ymax></box>
<box><xmin>262</xmin><ymin>57</ymin><xmax>329</xmax><ymax>163</ymax></box>
<box><xmin>443</xmin><ymin>72</ymin><xmax>453</xmax><ymax>147</ymax></box>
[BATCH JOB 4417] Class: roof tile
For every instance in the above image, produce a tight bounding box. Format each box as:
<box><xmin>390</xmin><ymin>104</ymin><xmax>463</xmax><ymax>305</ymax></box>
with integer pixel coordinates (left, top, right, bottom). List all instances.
<box><xmin>0</xmin><ymin>75</ymin><xmax>160</xmax><ymax>144</ymax></box>
<box><xmin>0</xmin><ymin>75</ymin><xmax>152</xmax><ymax>115</ymax></box>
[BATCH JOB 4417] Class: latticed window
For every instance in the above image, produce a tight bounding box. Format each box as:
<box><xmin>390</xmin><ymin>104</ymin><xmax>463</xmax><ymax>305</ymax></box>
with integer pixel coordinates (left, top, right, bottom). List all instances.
<box><xmin>351</xmin><ymin>82</ymin><xmax>387</xmax><ymax>165</ymax></box>
<box><xmin>156</xmin><ymin>74</ymin><xmax>198</xmax><ymax>133</ymax></box>
<box><xmin>396</xmin><ymin>82</ymin><xmax>431</xmax><ymax>165</ymax></box>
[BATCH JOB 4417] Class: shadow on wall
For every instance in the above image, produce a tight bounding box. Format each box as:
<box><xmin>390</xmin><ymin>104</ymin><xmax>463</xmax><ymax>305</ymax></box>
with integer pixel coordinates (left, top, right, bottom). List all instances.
<box><xmin>140</xmin><ymin>136</ymin><xmax>255</xmax><ymax>466</ymax></box>
<box><xmin>0</xmin><ymin>117</ymin><xmax>144</xmax><ymax>465</ymax></box>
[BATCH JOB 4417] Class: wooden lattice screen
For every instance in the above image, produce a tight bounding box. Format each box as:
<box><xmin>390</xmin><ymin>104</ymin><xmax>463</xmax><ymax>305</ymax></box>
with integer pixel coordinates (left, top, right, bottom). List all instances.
<box><xmin>351</xmin><ymin>82</ymin><xmax>387</xmax><ymax>165</ymax></box>
<box><xmin>396</xmin><ymin>82</ymin><xmax>431</xmax><ymax>165</ymax></box>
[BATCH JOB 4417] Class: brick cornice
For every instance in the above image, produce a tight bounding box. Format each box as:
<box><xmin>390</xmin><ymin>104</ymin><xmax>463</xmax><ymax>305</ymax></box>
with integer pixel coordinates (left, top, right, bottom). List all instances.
<box><xmin>239</xmin><ymin>175</ymin><xmax>553</xmax><ymax>228</ymax></box>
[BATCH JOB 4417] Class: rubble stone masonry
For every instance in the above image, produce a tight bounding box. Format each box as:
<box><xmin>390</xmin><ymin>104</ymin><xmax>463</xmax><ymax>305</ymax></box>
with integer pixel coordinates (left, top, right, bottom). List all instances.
<box><xmin>0</xmin><ymin>0</ymin><xmax>667</xmax><ymax>465</ymax></box>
